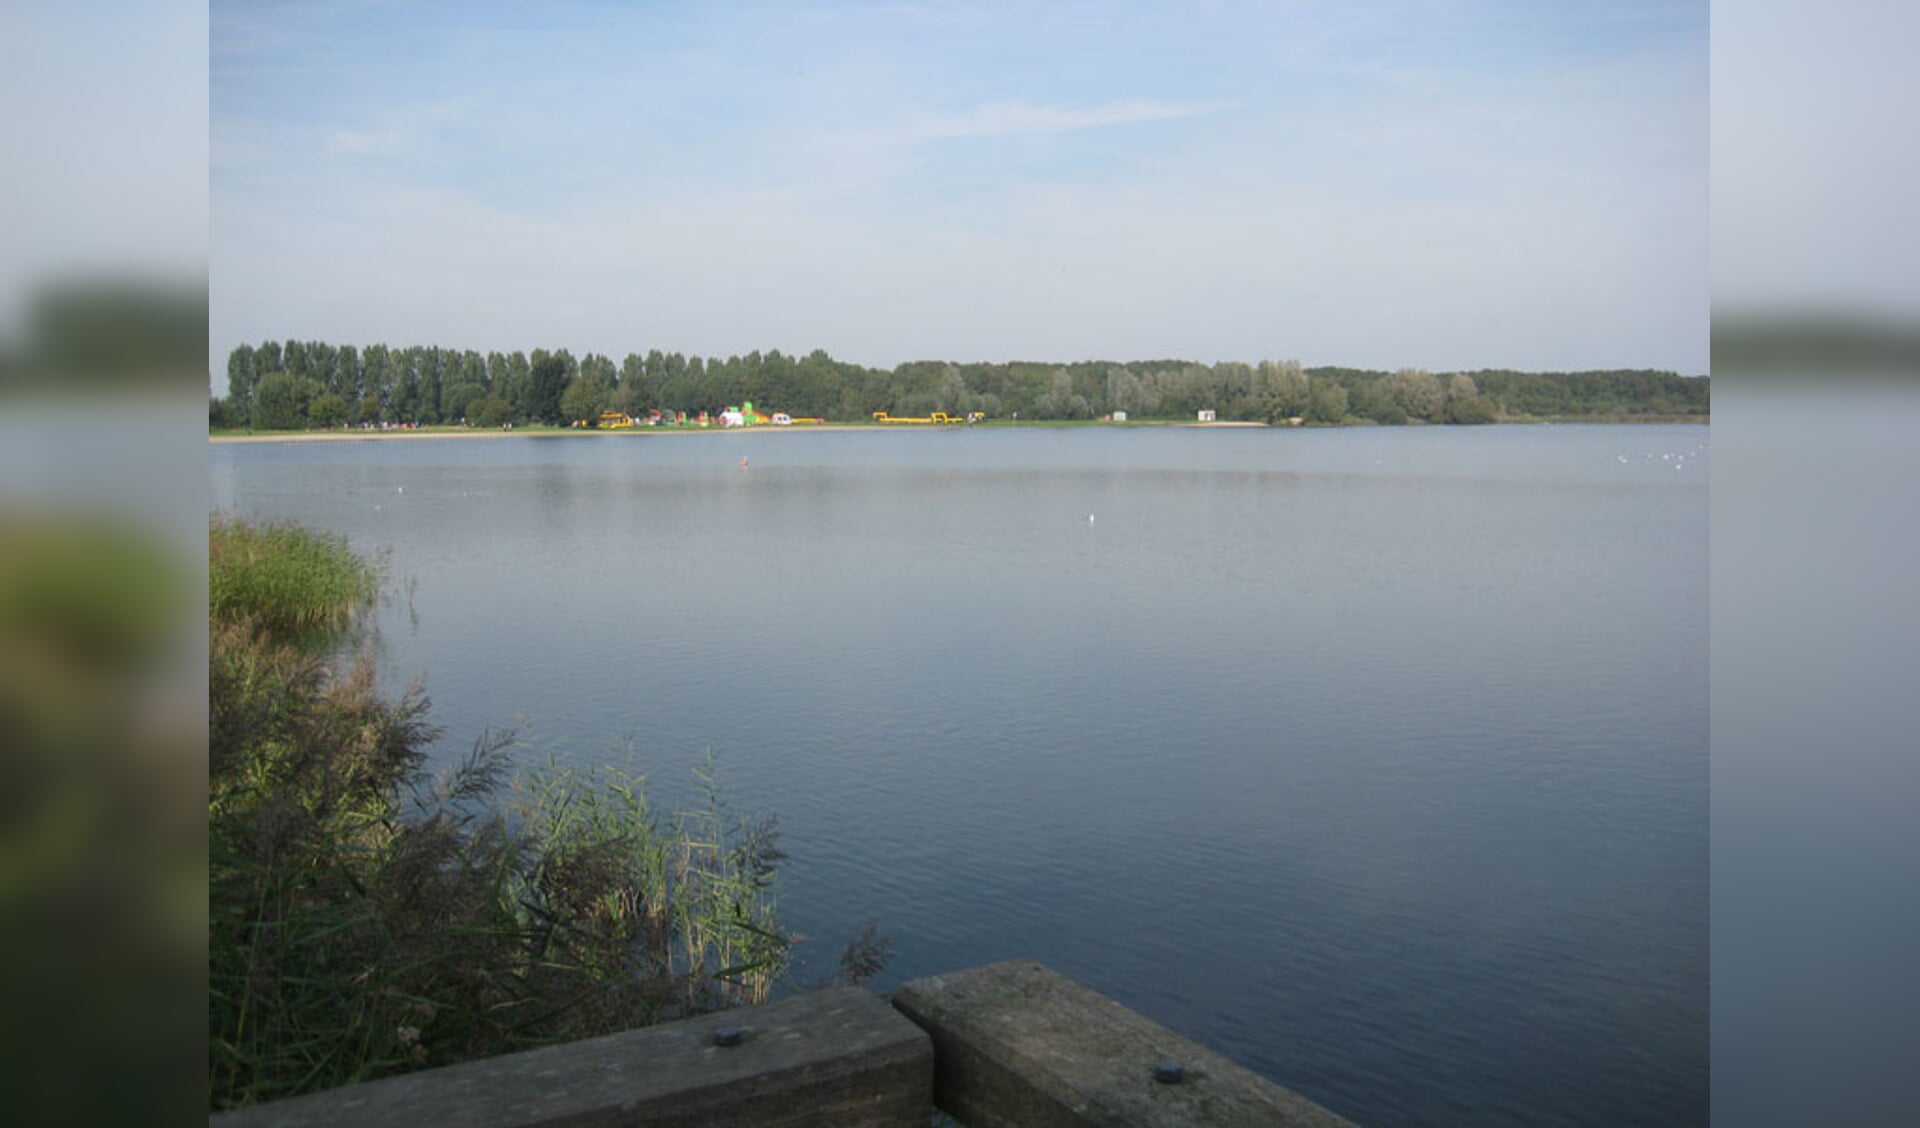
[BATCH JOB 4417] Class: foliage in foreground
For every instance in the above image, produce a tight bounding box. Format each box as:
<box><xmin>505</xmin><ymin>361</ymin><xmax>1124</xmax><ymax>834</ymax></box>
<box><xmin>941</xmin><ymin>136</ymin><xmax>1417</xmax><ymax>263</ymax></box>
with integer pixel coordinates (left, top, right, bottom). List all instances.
<box><xmin>208</xmin><ymin>518</ymin><xmax>882</xmax><ymax>1110</ymax></box>
<box><xmin>0</xmin><ymin>515</ymin><xmax>201</xmax><ymax>1124</ymax></box>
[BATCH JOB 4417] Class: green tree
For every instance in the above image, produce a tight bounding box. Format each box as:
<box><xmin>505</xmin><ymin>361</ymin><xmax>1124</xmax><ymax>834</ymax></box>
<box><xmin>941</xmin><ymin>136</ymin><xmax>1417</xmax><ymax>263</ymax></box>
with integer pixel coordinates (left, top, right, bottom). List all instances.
<box><xmin>442</xmin><ymin>351</ymin><xmax>485</xmax><ymax>422</ymax></box>
<box><xmin>1307</xmin><ymin>379</ymin><xmax>1349</xmax><ymax>424</ymax></box>
<box><xmin>1211</xmin><ymin>362</ymin><xmax>1255</xmax><ymax>418</ymax></box>
<box><xmin>361</xmin><ymin>345</ymin><xmax>395</xmax><ymax>421</ymax></box>
<box><xmin>527</xmin><ymin>350</ymin><xmax>571</xmax><ymax>424</ymax></box>
<box><xmin>1256</xmin><ymin>359</ymin><xmax>1309</xmax><ymax>421</ymax></box>
<box><xmin>283</xmin><ymin>340</ymin><xmax>311</xmax><ymax>384</ymax></box>
<box><xmin>255</xmin><ymin>340</ymin><xmax>284</xmax><ymax>380</ymax></box>
<box><xmin>225</xmin><ymin>345</ymin><xmax>258</xmax><ymax>423</ymax></box>
<box><xmin>791</xmin><ymin>349</ymin><xmax>843</xmax><ymax>418</ymax></box>
<box><xmin>442</xmin><ymin>380</ymin><xmax>485</xmax><ymax>422</ymax></box>
<box><xmin>251</xmin><ymin>372</ymin><xmax>304</xmax><ymax>430</ymax></box>
<box><xmin>1349</xmin><ymin>378</ymin><xmax>1404</xmax><ymax>424</ymax></box>
<box><xmin>618</xmin><ymin>354</ymin><xmax>653</xmax><ymax>415</ymax></box>
<box><xmin>580</xmin><ymin>353</ymin><xmax>617</xmax><ymax>391</ymax></box>
<box><xmin>1443</xmin><ymin>374</ymin><xmax>1482</xmax><ymax>422</ymax></box>
<box><xmin>389</xmin><ymin>348</ymin><xmax>426</xmax><ymax>422</ymax></box>
<box><xmin>560</xmin><ymin>367</ymin><xmax>611</xmax><ymax>424</ymax></box>
<box><xmin>492</xmin><ymin>351</ymin><xmax>531</xmax><ymax>420</ymax></box>
<box><xmin>1443</xmin><ymin>373</ymin><xmax>1496</xmax><ymax>423</ymax></box>
<box><xmin>1148</xmin><ymin>363</ymin><xmax>1216</xmax><ymax>416</ymax></box>
<box><xmin>332</xmin><ymin>344</ymin><xmax>361</xmax><ymax>403</ymax></box>
<box><xmin>468</xmin><ymin>396</ymin><xmax>513</xmax><ymax>428</ymax></box>
<box><xmin>419</xmin><ymin>346</ymin><xmax>452</xmax><ymax>422</ymax></box>
<box><xmin>1107</xmin><ymin>365</ymin><xmax>1158</xmax><ymax>417</ymax></box>
<box><xmin>1387</xmin><ymin>368</ymin><xmax>1444</xmax><ymax>422</ymax></box>
<box><xmin>932</xmin><ymin>365</ymin><xmax>969</xmax><ymax>414</ymax></box>
<box><xmin>1035</xmin><ymin>370</ymin><xmax>1091</xmax><ymax>419</ymax></box>
<box><xmin>457</xmin><ymin>350</ymin><xmax>487</xmax><ymax>397</ymax></box>
<box><xmin>1445</xmin><ymin>395</ymin><xmax>1498</xmax><ymax>424</ymax></box>
<box><xmin>308</xmin><ymin>393</ymin><xmax>349</xmax><ymax>429</ymax></box>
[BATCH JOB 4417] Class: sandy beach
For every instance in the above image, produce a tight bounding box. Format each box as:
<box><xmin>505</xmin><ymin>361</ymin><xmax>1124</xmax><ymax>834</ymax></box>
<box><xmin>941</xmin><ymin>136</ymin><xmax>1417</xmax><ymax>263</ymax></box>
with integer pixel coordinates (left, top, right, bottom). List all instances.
<box><xmin>208</xmin><ymin>424</ymin><xmax>885</xmax><ymax>443</ymax></box>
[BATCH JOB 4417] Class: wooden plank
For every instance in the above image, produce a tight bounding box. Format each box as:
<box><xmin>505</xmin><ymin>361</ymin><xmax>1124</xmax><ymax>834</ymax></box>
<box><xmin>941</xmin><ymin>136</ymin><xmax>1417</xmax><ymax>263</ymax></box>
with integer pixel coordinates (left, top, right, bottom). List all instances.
<box><xmin>892</xmin><ymin>960</ymin><xmax>1356</xmax><ymax>1128</ymax></box>
<box><xmin>213</xmin><ymin>987</ymin><xmax>931</xmax><ymax>1128</ymax></box>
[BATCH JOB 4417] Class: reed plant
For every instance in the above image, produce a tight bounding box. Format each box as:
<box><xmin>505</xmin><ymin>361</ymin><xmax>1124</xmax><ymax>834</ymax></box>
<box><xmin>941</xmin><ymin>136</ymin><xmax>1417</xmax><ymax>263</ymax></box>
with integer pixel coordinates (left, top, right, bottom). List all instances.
<box><xmin>209</xmin><ymin>516</ymin><xmax>379</xmax><ymax>640</ymax></box>
<box><xmin>208</xmin><ymin>518</ymin><xmax>863</xmax><ymax>1112</ymax></box>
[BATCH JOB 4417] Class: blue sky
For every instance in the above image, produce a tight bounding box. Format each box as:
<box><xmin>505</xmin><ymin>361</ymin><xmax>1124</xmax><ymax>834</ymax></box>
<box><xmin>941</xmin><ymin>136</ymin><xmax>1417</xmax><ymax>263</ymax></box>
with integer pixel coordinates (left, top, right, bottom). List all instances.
<box><xmin>211</xmin><ymin>1</ymin><xmax>1707</xmax><ymax>388</ymax></box>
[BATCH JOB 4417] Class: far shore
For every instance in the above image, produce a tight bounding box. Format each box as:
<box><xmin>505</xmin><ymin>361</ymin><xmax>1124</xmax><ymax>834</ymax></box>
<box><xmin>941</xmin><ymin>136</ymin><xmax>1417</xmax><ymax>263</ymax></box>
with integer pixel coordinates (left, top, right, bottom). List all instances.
<box><xmin>210</xmin><ymin>421</ymin><xmax>1279</xmax><ymax>443</ymax></box>
<box><xmin>210</xmin><ymin>416</ymin><xmax>1707</xmax><ymax>443</ymax></box>
<box><xmin>211</xmin><ymin>424</ymin><xmax>868</xmax><ymax>443</ymax></box>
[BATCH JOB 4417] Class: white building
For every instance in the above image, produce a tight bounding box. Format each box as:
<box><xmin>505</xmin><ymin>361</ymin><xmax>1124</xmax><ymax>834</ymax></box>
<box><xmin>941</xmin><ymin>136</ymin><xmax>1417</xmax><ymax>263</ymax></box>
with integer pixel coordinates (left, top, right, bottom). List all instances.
<box><xmin>1197</xmin><ymin>409</ymin><xmax>1217</xmax><ymax>422</ymax></box>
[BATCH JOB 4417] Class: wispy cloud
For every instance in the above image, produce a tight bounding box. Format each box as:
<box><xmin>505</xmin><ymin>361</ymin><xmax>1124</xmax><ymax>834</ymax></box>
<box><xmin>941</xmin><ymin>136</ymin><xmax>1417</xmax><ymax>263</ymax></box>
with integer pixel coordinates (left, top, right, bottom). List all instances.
<box><xmin>318</xmin><ymin>98</ymin><xmax>471</xmax><ymax>159</ymax></box>
<box><xmin>324</xmin><ymin>129</ymin><xmax>387</xmax><ymax>157</ymax></box>
<box><xmin>211</xmin><ymin>1</ymin><xmax>1708</xmax><ymax>375</ymax></box>
<box><xmin>862</xmin><ymin>98</ymin><xmax>1232</xmax><ymax>145</ymax></box>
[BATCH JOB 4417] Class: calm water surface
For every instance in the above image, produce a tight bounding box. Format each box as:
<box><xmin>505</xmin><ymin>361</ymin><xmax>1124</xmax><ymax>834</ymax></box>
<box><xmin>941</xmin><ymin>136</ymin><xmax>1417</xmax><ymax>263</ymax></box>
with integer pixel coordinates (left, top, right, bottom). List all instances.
<box><xmin>210</xmin><ymin>425</ymin><xmax>1709</xmax><ymax>1127</ymax></box>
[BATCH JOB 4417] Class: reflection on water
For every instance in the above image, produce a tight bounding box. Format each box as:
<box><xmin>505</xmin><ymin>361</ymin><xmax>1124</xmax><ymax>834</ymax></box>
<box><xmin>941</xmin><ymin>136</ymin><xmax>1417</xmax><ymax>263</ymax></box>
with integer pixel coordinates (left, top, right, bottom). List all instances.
<box><xmin>211</xmin><ymin>425</ymin><xmax>1708</xmax><ymax>1127</ymax></box>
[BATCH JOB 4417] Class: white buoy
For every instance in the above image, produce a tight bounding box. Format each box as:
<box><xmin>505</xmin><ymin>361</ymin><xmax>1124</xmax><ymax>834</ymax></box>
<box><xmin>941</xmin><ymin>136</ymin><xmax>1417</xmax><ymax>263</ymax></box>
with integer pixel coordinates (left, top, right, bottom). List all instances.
<box><xmin>1089</xmin><ymin>514</ymin><xmax>1095</xmax><ymax>525</ymax></box>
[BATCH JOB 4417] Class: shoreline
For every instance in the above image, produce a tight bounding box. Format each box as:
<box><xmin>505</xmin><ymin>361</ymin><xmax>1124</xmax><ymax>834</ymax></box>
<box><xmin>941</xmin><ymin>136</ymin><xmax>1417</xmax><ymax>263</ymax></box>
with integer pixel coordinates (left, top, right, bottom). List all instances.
<box><xmin>210</xmin><ymin>425</ymin><xmax>870</xmax><ymax>443</ymax></box>
<box><xmin>210</xmin><ymin>417</ymin><xmax>1708</xmax><ymax>444</ymax></box>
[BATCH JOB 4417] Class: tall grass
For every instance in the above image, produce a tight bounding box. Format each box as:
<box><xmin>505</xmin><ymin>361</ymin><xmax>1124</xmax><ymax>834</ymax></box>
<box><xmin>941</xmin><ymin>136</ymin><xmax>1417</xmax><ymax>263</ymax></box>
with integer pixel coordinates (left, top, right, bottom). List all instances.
<box><xmin>208</xmin><ymin>518</ymin><xmax>870</xmax><ymax>1111</ymax></box>
<box><xmin>209</xmin><ymin>516</ymin><xmax>379</xmax><ymax>640</ymax></box>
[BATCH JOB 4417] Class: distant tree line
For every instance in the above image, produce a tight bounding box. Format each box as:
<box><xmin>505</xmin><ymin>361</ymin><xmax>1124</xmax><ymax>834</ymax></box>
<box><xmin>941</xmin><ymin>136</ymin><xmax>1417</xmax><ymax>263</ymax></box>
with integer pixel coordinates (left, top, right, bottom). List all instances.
<box><xmin>210</xmin><ymin>340</ymin><xmax>1708</xmax><ymax>430</ymax></box>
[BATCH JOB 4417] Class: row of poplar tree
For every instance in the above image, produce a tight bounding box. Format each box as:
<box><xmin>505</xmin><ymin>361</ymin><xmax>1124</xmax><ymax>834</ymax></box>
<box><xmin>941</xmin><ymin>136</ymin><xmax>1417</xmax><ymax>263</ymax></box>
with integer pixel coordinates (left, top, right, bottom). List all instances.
<box><xmin>212</xmin><ymin>340</ymin><xmax>1706</xmax><ymax>430</ymax></box>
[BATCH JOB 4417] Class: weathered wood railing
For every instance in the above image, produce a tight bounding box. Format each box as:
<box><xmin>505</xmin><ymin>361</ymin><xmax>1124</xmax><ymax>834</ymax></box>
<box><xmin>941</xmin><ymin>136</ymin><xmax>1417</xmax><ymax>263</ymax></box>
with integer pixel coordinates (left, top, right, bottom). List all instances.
<box><xmin>210</xmin><ymin>960</ymin><xmax>1356</xmax><ymax>1127</ymax></box>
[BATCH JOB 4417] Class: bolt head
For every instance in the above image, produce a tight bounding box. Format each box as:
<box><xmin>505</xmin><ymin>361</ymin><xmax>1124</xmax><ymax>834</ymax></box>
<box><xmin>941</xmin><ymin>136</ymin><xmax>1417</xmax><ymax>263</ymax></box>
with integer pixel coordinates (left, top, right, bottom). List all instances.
<box><xmin>1154</xmin><ymin>1061</ymin><xmax>1184</xmax><ymax>1084</ymax></box>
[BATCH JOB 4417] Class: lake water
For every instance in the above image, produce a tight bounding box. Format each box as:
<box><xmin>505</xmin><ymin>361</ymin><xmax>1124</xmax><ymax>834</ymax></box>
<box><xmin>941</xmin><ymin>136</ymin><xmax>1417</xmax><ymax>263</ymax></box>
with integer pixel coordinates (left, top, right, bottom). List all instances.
<box><xmin>210</xmin><ymin>424</ymin><xmax>1709</xmax><ymax>1127</ymax></box>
